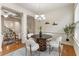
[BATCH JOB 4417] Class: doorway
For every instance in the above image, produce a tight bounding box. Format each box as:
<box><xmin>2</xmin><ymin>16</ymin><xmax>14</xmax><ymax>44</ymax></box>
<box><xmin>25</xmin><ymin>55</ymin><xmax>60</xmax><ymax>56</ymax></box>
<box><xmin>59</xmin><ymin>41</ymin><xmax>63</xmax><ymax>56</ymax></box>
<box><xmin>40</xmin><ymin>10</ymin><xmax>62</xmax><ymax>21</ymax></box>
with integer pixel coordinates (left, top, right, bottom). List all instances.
<box><xmin>1</xmin><ymin>7</ymin><xmax>22</xmax><ymax>45</ymax></box>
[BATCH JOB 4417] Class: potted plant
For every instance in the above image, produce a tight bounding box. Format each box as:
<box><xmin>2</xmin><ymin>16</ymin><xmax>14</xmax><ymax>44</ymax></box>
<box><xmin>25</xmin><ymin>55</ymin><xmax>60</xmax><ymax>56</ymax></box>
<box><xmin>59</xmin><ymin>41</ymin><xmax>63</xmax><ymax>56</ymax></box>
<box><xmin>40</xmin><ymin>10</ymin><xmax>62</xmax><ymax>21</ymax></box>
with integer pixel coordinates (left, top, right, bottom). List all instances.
<box><xmin>64</xmin><ymin>23</ymin><xmax>75</xmax><ymax>41</ymax></box>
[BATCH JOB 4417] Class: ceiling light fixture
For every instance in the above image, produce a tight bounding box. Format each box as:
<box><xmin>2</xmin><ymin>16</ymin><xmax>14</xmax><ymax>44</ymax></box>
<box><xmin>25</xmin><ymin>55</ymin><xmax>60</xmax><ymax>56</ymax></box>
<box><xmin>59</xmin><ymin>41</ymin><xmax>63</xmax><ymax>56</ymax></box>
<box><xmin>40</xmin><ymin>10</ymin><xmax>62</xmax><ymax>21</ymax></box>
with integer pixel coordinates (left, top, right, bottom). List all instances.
<box><xmin>34</xmin><ymin>4</ymin><xmax>46</xmax><ymax>21</ymax></box>
<box><xmin>34</xmin><ymin>4</ymin><xmax>46</xmax><ymax>37</ymax></box>
<box><xmin>35</xmin><ymin>14</ymin><xmax>46</xmax><ymax>21</ymax></box>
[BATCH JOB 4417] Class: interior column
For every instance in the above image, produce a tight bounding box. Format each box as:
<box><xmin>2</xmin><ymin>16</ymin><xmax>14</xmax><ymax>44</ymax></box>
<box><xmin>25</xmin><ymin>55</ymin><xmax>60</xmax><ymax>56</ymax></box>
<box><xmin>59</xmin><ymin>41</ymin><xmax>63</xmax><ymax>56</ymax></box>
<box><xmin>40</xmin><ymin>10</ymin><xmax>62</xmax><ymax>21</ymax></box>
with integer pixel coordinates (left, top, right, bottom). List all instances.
<box><xmin>21</xmin><ymin>13</ymin><xmax>27</xmax><ymax>43</ymax></box>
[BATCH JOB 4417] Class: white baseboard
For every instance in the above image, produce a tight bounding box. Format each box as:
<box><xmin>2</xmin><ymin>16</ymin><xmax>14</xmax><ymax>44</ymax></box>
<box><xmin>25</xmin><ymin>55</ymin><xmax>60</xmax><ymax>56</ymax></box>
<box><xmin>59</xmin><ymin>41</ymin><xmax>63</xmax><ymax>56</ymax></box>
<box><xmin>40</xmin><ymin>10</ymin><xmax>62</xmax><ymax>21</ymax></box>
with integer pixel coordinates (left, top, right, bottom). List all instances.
<box><xmin>62</xmin><ymin>41</ymin><xmax>73</xmax><ymax>46</ymax></box>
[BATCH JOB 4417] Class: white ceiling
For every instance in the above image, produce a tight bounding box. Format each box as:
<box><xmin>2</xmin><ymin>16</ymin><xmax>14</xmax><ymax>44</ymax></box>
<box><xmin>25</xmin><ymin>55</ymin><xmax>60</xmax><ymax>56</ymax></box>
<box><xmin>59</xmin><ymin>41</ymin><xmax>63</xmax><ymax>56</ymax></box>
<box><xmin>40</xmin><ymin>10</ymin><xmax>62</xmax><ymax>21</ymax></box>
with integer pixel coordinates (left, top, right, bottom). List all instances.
<box><xmin>16</xmin><ymin>3</ymin><xmax>73</xmax><ymax>14</ymax></box>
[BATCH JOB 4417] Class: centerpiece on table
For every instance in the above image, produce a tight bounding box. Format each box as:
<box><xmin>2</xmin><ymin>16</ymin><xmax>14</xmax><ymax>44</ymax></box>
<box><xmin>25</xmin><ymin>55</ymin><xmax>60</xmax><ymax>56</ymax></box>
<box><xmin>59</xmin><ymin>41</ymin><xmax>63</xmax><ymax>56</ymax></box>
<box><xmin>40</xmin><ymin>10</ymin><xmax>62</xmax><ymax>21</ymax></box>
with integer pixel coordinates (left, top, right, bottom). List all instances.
<box><xmin>39</xmin><ymin>26</ymin><xmax>42</xmax><ymax>37</ymax></box>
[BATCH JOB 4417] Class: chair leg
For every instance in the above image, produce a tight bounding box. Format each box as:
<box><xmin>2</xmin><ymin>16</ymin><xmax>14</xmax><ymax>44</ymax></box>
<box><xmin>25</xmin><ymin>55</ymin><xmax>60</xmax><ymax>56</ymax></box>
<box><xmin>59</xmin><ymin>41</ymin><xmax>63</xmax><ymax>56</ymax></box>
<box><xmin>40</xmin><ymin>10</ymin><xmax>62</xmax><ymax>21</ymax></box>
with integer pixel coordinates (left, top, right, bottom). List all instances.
<box><xmin>59</xmin><ymin>46</ymin><xmax>60</xmax><ymax>56</ymax></box>
<box><xmin>59</xmin><ymin>44</ymin><xmax>61</xmax><ymax>56</ymax></box>
<box><xmin>30</xmin><ymin>45</ymin><xmax>32</xmax><ymax>56</ymax></box>
<box><xmin>39</xmin><ymin>50</ymin><xmax>40</xmax><ymax>56</ymax></box>
<box><xmin>49</xmin><ymin>45</ymin><xmax>51</xmax><ymax>54</ymax></box>
<box><xmin>25</xmin><ymin>47</ymin><xmax>27</xmax><ymax>56</ymax></box>
<box><xmin>38</xmin><ymin>46</ymin><xmax>40</xmax><ymax>56</ymax></box>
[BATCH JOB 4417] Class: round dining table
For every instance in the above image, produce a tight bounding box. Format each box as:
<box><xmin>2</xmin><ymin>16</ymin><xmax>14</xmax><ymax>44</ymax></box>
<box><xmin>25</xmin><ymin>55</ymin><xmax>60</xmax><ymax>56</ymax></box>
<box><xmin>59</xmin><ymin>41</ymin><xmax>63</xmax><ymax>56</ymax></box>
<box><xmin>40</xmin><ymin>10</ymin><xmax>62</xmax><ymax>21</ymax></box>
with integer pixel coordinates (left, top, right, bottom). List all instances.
<box><xmin>31</xmin><ymin>34</ymin><xmax>52</xmax><ymax>51</ymax></box>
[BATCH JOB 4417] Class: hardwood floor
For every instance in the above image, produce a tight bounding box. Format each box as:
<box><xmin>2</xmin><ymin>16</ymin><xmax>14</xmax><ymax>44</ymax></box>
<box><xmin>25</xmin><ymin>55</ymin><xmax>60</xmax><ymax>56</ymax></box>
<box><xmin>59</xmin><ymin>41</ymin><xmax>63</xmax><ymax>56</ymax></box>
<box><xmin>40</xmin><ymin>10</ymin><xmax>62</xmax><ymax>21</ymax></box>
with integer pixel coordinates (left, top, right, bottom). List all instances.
<box><xmin>61</xmin><ymin>44</ymin><xmax>76</xmax><ymax>56</ymax></box>
<box><xmin>0</xmin><ymin>41</ymin><xmax>25</xmax><ymax>56</ymax></box>
<box><xmin>0</xmin><ymin>41</ymin><xmax>76</xmax><ymax>56</ymax></box>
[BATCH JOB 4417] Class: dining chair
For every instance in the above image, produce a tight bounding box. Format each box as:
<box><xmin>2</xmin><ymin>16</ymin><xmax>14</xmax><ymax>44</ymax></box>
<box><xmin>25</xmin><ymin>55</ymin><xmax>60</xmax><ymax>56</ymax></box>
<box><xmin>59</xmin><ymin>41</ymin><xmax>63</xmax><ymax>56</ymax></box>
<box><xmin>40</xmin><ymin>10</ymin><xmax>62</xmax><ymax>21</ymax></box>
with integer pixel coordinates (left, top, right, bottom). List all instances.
<box><xmin>25</xmin><ymin>38</ymin><xmax>40</xmax><ymax>56</ymax></box>
<box><xmin>27</xmin><ymin>33</ymin><xmax>34</xmax><ymax>38</ymax></box>
<box><xmin>44</xmin><ymin>32</ymin><xmax>53</xmax><ymax>42</ymax></box>
<box><xmin>48</xmin><ymin>36</ymin><xmax>63</xmax><ymax>56</ymax></box>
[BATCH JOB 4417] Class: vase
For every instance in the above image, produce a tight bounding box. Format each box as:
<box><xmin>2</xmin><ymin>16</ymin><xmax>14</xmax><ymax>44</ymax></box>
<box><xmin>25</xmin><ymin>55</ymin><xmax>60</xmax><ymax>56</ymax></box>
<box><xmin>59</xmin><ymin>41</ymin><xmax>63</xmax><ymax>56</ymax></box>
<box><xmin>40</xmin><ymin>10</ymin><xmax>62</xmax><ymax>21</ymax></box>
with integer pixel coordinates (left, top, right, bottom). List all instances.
<box><xmin>39</xmin><ymin>30</ymin><xmax>42</xmax><ymax>37</ymax></box>
<box><xmin>66</xmin><ymin>38</ymin><xmax>69</xmax><ymax>41</ymax></box>
<box><xmin>39</xmin><ymin>26</ymin><xmax>42</xmax><ymax>37</ymax></box>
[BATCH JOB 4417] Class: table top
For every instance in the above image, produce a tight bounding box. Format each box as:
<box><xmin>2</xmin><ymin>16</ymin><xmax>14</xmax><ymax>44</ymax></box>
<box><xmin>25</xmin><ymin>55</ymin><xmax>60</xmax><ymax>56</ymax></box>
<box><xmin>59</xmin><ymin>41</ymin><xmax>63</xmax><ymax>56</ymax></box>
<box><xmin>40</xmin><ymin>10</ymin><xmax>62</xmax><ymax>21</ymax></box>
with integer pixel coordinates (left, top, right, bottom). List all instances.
<box><xmin>31</xmin><ymin>34</ymin><xmax>52</xmax><ymax>39</ymax></box>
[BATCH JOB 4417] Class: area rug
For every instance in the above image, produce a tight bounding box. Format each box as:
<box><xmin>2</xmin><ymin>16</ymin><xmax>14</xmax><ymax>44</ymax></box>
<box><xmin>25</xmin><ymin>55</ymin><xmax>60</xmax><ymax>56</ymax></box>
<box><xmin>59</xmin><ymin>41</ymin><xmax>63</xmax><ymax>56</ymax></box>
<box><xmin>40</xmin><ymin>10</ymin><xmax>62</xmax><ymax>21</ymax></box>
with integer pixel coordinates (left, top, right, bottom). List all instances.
<box><xmin>5</xmin><ymin>47</ymin><xmax>59</xmax><ymax>56</ymax></box>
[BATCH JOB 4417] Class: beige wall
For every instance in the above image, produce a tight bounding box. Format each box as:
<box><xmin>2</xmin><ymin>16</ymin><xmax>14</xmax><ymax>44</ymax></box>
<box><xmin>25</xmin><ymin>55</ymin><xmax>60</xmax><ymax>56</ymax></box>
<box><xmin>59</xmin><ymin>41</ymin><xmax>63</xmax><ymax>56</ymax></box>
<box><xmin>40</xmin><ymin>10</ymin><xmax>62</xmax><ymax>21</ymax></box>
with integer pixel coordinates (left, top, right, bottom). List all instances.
<box><xmin>36</xmin><ymin>5</ymin><xmax>74</xmax><ymax>33</ymax></box>
<box><xmin>27</xmin><ymin>15</ymin><xmax>35</xmax><ymax>33</ymax></box>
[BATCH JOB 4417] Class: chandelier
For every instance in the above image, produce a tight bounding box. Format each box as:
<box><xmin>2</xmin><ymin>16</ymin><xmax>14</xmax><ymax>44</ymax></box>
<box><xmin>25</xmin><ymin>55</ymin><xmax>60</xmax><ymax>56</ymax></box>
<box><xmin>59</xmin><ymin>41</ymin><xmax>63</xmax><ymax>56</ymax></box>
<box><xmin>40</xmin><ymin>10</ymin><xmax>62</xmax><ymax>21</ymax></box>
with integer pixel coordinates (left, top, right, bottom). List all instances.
<box><xmin>35</xmin><ymin>14</ymin><xmax>46</xmax><ymax>21</ymax></box>
<box><xmin>34</xmin><ymin>4</ymin><xmax>46</xmax><ymax>37</ymax></box>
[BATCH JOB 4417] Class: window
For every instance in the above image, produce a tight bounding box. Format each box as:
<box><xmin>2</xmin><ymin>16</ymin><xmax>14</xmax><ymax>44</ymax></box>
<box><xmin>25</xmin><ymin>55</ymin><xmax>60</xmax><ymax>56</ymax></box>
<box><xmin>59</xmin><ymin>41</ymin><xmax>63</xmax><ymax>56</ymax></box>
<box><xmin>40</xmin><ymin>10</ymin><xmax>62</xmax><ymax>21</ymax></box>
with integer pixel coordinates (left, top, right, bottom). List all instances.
<box><xmin>74</xmin><ymin>23</ymin><xmax>79</xmax><ymax>46</ymax></box>
<box><xmin>74</xmin><ymin>4</ymin><xmax>79</xmax><ymax>46</ymax></box>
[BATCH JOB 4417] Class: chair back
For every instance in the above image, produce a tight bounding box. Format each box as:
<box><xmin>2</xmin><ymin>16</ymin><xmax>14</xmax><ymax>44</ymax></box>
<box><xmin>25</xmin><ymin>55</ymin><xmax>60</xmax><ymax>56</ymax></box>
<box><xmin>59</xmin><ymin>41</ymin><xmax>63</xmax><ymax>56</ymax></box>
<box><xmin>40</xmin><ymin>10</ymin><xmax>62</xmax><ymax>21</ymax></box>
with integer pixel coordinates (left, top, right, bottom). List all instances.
<box><xmin>26</xmin><ymin>38</ymin><xmax>35</xmax><ymax>47</ymax></box>
<box><xmin>56</xmin><ymin>36</ymin><xmax>62</xmax><ymax>42</ymax></box>
<box><xmin>27</xmin><ymin>33</ymin><xmax>34</xmax><ymax>38</ymax></box>
<box><xmin>26</xmin><ymin>38</ymin><xmax>39</xmax><ymax>50</ymax></box>
<box><xmin>26</xmin><ymin>38</ymin><xmax>39</xmax><ymax>56</ymax></box>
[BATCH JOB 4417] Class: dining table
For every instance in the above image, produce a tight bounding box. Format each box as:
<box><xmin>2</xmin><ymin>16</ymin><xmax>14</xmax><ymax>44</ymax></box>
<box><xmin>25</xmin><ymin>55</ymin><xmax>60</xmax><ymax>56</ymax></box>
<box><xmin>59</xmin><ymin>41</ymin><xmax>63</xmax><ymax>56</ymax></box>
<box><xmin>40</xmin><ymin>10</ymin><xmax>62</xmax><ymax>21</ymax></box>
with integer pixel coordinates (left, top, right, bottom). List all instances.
<box><xmin>31</xmin><ymin>34</ymin><xmax>52</xmax><ymax>51</ymax></box>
